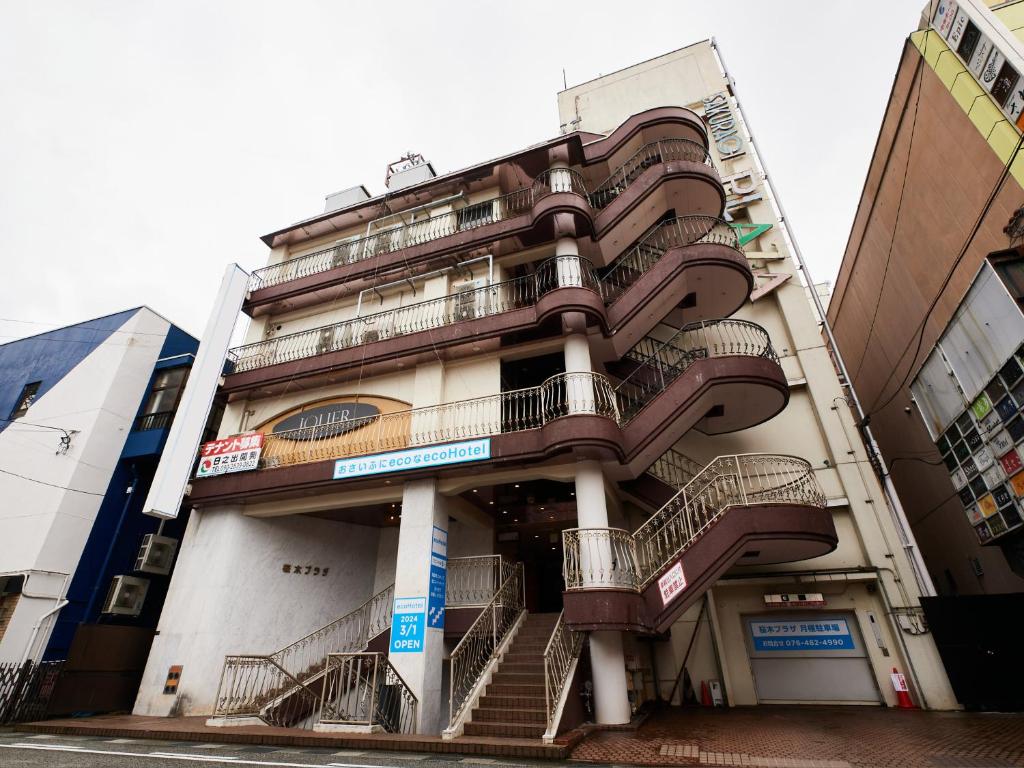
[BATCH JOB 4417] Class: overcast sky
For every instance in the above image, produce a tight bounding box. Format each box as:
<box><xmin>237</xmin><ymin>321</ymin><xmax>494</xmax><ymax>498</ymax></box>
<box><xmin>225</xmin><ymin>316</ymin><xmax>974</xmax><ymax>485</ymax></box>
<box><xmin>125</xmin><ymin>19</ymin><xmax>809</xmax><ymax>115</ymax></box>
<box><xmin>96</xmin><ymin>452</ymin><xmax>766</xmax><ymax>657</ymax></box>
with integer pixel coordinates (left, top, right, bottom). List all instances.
<box><xmin>0</xmin><ymin>1</ymin><xmax>924</xmax><ymax>342</ymax></box>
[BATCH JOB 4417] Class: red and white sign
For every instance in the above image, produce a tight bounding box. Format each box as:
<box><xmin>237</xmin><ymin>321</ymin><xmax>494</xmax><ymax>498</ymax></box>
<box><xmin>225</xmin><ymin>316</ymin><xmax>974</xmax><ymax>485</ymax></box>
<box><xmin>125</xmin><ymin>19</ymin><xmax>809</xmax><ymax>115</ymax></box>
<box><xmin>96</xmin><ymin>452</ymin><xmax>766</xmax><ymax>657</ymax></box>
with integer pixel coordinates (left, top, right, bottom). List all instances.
<box><xmin>196</xmin><ymin>433</ymin><xmax>264</xmax><ymax>478</ymax></box>
<box><xmin>658</xmin><ymin>561</ymin><xmax>687</xmax><ymax>606</ymax></box>
<box><xmin>891</xmin><ymin>671</ymin><xmax>908</xmax><ymax>692</ymax></box>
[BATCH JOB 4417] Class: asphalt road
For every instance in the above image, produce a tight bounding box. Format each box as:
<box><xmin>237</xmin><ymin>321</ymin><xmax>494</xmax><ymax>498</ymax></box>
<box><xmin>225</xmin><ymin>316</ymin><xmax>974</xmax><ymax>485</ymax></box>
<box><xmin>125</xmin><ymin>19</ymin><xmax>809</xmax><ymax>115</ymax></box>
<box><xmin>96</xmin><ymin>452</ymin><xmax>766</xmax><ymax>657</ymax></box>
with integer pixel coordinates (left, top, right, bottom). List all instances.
<box><xmin>0</xmin><ymin>731</ymin><xmax>588</xmax><ymax>768</ymax></box>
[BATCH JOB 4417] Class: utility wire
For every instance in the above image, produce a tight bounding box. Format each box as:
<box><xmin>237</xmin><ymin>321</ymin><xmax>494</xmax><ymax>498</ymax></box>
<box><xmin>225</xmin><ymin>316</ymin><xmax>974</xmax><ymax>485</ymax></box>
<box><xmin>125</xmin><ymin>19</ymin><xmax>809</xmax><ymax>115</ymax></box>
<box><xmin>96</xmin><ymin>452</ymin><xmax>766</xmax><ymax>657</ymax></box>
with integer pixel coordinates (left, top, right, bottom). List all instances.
<box><xmin>0</xmin><ymin>467</ymin><xmax>104</xmax><ymax>496</ymax></box>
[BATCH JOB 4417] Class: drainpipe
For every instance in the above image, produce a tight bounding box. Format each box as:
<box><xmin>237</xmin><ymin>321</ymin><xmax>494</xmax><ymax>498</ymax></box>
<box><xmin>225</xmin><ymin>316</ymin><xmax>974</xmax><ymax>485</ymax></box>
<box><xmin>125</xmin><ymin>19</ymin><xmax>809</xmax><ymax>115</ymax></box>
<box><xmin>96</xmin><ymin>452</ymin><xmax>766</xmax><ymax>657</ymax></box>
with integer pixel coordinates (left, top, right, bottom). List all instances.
<box><xmin>82</xmin><ymin>466</ymin><xmax>140</xmax><ymax>623</ymax></box>
<box><xmin>18</xmin><ymin>574</ymin><xmax>69</xmax><ymax>666</ymax></box>
<box><xmin>709</xmin><ymin>38</ymin><xmax>935</xmax><ymax>598</ymax></box>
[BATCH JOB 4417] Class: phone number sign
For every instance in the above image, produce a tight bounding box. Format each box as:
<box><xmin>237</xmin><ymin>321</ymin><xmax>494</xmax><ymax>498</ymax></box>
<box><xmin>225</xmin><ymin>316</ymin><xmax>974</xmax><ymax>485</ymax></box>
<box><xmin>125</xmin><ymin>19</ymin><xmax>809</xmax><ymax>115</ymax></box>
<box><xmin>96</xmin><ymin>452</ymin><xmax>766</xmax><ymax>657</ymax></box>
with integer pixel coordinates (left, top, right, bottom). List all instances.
<box><xmin>750</xmin><ymin>618</ymin><xmax>855</xmax><ymax>651</ymax></box>
<box><xmin>390</xmin><ymin>597</ymin><xmax>426</xmax><ymax>653</ymax></box>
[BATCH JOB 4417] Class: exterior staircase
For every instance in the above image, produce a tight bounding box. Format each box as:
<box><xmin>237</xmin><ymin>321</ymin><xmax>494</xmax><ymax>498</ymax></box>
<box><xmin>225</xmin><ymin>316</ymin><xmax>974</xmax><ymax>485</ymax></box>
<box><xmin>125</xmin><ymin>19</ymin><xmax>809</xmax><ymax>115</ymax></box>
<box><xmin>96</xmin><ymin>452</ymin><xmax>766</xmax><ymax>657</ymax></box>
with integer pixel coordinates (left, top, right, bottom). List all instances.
<box><xmin>463</xmin><ymin>611</ymin><xmax>560</xmax><ymax>739</ymax></box>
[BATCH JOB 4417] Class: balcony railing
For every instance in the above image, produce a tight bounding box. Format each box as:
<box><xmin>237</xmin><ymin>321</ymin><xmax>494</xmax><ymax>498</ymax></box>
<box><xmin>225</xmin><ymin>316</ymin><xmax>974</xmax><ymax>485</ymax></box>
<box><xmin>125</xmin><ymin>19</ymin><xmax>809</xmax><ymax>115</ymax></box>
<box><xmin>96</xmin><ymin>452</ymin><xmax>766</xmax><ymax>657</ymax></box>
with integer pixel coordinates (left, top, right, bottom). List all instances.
<box><xmin>228</xmin><ymin>215</ymin><xmax>740</xmax><ymax>375</ymax></box>
<box><xmin>249</xmin><ymin>140</ymin><xmax>715</xmax><ymax>292</ymax></box>
<box><xmin>133</xmin><ymin>410</ymin><xmax>175</xmax><ymax>432</ymax></box>
<box><xmin>259</xmin><ymin>371</ymin><xmax>619</xmax><ymax>470</ymax></box>
<box><xmin>446</xmin><ymin>555</ymin><xmax>517</xmax><ymax>608</ymax></box>
<box><xmin>562</xmin><ymin>455</ymin><xmax>826</xmax><ymax>592</ymax></box>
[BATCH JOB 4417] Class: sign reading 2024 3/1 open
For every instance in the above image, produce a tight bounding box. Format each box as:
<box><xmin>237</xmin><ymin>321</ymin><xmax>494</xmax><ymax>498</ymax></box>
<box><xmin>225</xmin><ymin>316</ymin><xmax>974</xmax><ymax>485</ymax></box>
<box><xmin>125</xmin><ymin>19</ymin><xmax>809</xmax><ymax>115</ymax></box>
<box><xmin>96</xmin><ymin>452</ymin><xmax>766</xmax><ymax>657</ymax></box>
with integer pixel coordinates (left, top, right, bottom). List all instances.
<box><xmin>390</xmin><ymin>596</ymin><xmax>427</xmax><ymax>653</ymax></box>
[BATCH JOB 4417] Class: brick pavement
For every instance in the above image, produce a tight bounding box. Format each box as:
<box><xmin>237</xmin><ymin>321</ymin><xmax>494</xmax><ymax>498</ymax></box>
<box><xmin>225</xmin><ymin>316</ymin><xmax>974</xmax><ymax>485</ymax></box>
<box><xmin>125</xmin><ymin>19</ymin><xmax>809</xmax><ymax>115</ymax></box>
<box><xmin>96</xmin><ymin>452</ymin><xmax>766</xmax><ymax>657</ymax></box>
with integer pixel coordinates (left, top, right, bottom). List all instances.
<box><xmin>569</xmin><ymin>706</ymin><xmax>1024</xmax><ymax>768</ymax></box>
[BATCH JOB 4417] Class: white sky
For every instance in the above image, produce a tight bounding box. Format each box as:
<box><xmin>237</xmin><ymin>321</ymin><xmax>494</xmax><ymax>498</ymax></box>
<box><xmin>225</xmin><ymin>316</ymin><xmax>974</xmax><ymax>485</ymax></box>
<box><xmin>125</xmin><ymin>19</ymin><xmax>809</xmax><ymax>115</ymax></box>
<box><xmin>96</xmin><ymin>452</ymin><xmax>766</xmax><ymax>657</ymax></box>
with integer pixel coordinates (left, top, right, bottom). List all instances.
<box><xmin>0</xmin><ymin>1</ymin><xmax>925</xmax><ymax>342</ymax></box>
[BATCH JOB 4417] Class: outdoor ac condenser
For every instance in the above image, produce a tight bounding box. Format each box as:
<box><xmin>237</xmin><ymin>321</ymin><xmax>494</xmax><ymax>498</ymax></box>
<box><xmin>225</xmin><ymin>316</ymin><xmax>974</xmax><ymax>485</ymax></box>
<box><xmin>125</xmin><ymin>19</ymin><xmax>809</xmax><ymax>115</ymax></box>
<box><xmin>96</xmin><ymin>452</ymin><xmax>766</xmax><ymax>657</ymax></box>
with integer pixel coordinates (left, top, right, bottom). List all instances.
<box><xmin>101</xmin><ymin>575</ymin><xmax>150</xmax><ymax>616</ymax></box>
<box><xmin>133</xmin><ymin>534</ymin><xmax>179</xmax><ymax>576</ymax></box>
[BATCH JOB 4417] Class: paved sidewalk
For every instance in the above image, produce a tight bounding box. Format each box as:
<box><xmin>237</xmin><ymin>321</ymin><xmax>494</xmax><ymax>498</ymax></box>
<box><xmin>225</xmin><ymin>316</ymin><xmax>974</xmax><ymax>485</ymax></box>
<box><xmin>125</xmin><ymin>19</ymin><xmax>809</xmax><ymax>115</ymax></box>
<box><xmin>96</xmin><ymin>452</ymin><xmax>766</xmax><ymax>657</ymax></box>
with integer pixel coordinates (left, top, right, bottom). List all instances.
<box><xmin>570</xmin><ymin>706</ymin><xmax>1024</xmax><ymax>768</ymax></box>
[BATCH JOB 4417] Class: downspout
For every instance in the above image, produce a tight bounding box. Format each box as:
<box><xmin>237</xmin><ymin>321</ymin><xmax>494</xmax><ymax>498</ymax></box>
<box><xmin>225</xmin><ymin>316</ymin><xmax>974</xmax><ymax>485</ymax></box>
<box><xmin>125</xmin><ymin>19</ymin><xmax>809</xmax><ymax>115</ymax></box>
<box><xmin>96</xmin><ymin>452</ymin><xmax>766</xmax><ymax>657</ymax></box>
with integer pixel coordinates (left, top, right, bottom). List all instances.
<box><xmin>19</xmin><ymin>574</ymin><xmax>69</xmax><ymax>666</ymax></box>
<box><xmin>709</xmin><ymin>38</ymin><xmax>935</xmax><ymax>598</ymax></box>
<box><xmin>82</xmin><ymin>466</ymin><xmax>140</xmax><ymax>623</ymax></box>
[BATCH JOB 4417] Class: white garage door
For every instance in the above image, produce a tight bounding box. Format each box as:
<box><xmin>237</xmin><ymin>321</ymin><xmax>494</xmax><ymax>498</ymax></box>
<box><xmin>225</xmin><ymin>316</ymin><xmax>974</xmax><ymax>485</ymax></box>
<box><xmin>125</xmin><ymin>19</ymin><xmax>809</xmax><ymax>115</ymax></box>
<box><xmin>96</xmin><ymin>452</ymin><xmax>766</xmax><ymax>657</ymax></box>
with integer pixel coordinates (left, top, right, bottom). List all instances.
<box><xmin>745</xmin><ymin>613</ymin><xmax>881</xmax><ymax>704</ymax></box>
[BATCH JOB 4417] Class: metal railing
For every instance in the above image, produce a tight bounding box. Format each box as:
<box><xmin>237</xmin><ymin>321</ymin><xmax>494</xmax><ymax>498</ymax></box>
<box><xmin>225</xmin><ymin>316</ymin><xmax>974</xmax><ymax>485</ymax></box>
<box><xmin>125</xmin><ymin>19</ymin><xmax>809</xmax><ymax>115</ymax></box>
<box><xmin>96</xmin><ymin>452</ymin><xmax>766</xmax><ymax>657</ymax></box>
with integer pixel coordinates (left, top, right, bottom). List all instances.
<box><xmin>615</xmin><ymin>319</ymin><xmax>777</xmax><ymax>421</ymax></box>
<box><xmin>259</xmin><ymin>372</ymin><xmax>618</xmax><ymax>469</ymax></box>
<box><xmin>133</xmin><ymin>410</ymin><xmax>175</xmax><ymax>432</ymax></box>
<box><xmin>542</xmin><ymin>611</ymin><xmax>583</xmax><ymax>737</ymax></box>
<box><xmin>447</xmin><ymin>555</ymin><xmax>516</xmax><ymax>608</ymax></box>
<box><xmin>229</xmin><ymin>215</ymin><xmax>739</xmax><ymax>374</ymax></box>
<box><xmin>648</xmin><ymin>448</ymin><xmax>705</xmax><ymax>490</ymax></box>
<box><xmin>589</xmin><ymin>139</ymin><xmax>714</xmax><ymax>209</ymax></box>
<box><xmin>229</xmin><ymin>275</ymin><xmax>538</xmax><ymax>373</ymax></box>
<box><xmin>563</xmin><ymin>454</ymin><xmax>825</xmax><ymax>591</ymax></box>
<box><xmin>448</xmin><ymin>562</ymin><xmax>525</xmax><ymax>729</ymax></box>
<box><xmin>600</xmin><ymin>215</ymin><xmax>740</xmax><ymax>300</ymax></box>
<box><xmin>212</xmin><ymin>583</ymin><xmax>394</xmax><ymax>727</ymax></box>
<box><xmin>250</xmin><ymin>189</ymin><xmax>535</xmax><ymax>290</ymax></box>
<box><xmin>318</xmin><ymin>652</ymin><xmax>417</xmax><ymax>733</ymax></box>
<box><xmin>249</xmin><ymin>140</ymin><xmax>715</xmax><ymax>292</ymax></box>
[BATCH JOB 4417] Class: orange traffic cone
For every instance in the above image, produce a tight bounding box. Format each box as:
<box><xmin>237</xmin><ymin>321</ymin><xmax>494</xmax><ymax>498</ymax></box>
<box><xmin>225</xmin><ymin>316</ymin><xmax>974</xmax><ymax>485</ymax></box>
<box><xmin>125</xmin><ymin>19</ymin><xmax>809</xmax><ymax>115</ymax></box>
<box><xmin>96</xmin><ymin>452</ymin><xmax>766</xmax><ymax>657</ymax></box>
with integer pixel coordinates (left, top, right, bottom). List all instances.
<box><xmin>700</xmin><ymin>680</ymin><xmax>712</xmax><ymax>707</ymax></box>
<box><xmin>890</xmin><ymin>667</ymin><xmax>916</xmax><ymax>709</ymax></box>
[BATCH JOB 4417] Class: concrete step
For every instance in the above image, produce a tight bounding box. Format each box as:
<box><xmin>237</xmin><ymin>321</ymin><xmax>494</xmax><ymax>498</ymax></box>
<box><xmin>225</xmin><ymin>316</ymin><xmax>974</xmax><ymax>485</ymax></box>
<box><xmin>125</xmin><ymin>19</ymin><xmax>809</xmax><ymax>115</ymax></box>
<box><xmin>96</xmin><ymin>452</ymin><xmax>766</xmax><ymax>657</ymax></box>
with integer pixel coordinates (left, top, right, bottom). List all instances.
<box><xmin>478</xmin><ymin>694</ymin><xmax>547</xmax><ymax>710</ymax></box>
<box><xmin>491</xmin><ymin>672</ymin><xmax>545</xmax><ymax>686</ymax></box>
<box><xmin>473</xmin><ymin>706</ymin><xmax>546</xmax><ymax>724</ymax></box>
<box><xmin>464</xmin><ymin>720</ymin><xmax>547</xmax><ymax>738</ymax></box>
<box><xmin>499</xmin><ymin>662</ymin><xmax>544</xmax><ymax>674</ymax></box>
<box><xmin>486</xmin><ymin>682</ymin><xmax>545</xmax><ymax>696</ymax></box>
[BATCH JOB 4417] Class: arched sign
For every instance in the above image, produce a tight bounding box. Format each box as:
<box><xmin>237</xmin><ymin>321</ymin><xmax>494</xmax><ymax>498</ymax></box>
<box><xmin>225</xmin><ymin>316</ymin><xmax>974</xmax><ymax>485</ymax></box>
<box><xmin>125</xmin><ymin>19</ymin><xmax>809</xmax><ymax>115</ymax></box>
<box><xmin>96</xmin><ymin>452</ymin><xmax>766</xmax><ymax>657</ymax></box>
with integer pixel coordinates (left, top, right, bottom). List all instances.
<box><xmin>272</xmin><ymin>402</ymin><xmax>380</xmax><ymax>440</ymax></box>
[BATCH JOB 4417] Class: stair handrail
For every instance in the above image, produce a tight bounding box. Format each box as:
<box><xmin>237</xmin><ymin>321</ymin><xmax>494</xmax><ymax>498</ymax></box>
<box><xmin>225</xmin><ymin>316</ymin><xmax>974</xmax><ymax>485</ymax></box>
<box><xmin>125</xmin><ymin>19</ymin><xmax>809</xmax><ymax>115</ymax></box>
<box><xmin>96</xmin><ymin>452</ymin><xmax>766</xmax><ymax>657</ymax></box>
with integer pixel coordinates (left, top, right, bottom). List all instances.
<box><xmin>211</xmin><ymin>582</ymin><xmax>395</xmax><ymax>727</ymax></box>
<box><xmin>563</xmin><ymin>454</ymin><xmax>826</xmax><ymax>591</ymax></box>
<box><xmin>447</xmin><ymin>562</ymin><xmax>525</xmax><ymax>729</ymax></box>
<box><xmin>589</xmin><ymin>139</ymin><xmax>714</xmax><ymax>209</ymax></box>
<box><xmin>318</xmin><ymin>651</ymin><xmax>418</xmax><ymax>734</ymax></box>
<box><xmin>542</xmin><ymin>610</ymin><xmax>584</xmax><ymax>739</ymax></box>
<box><xmin>211</xmin><ymin>654</ymin><xmax>325</xmax><ymax>728</ymax></box>
<box><xmin>600</xmin><ymin>215</ymin><xmax>740</xmax><ymax>300</ymax></box>
<box><xmin>613</xmin><ymin>319</ymin><xmax>777</xmax><ymax>422</ymax></box>
<box><xmin>648</xmin><ymin>448</ymin><xmax>705</xmax><ymax>490</ymax></box>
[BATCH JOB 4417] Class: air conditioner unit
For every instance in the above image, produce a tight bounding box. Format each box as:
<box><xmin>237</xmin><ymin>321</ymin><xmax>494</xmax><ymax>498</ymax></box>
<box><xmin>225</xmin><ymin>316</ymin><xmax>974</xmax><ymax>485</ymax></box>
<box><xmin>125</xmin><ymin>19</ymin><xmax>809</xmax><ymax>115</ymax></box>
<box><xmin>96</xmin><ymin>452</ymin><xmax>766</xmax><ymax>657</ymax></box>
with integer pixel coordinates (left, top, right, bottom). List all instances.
<box><xmin>102</xmin><ymin>575</ymin><xmax>150</xmax><ymax>616</ymax></box>
<box><xmin>134</xmin><ymin>534</ymin><xmax>179</xmax><ymax>576</ymax></box>
<box><xmin>451</xmin><ymin>280</ymin><xmax>488</xmax><ymax>320</ymax></box>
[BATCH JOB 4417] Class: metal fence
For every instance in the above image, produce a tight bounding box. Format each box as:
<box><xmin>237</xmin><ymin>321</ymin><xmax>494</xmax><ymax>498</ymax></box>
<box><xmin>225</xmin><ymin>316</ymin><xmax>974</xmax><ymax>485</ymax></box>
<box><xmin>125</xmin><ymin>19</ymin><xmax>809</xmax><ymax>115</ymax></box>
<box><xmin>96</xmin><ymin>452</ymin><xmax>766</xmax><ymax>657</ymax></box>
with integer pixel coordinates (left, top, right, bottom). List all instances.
<box><xmin>542</xmin><ymin>611</ymin><xmax>583</xmax><ymax>738</ymax></box>
<box><xmin>0</xmin><ymin>660</ymin><xmax>64</xmax><ymax>724</ymax></box>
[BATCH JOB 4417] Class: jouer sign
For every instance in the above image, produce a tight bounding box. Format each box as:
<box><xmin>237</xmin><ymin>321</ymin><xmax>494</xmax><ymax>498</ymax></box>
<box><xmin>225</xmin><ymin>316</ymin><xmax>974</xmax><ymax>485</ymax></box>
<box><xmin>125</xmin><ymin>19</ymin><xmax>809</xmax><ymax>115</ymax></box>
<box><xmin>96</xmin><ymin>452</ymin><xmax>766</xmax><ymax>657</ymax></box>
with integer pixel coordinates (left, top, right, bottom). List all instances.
<box><xmin>272</xmin><ymin>402</ymin><xmax>380</xmax><ymax>440</ymax></box>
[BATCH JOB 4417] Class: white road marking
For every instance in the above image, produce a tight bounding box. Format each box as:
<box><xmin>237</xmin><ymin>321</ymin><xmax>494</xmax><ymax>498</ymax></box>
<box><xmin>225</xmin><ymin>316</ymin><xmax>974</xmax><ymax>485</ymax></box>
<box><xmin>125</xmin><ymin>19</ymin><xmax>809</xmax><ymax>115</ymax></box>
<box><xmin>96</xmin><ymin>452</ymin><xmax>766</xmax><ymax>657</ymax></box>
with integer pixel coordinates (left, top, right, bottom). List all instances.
<box><xmin>0</xmin><ymin>742</ymin><xmax>408</xmax><ymax>768</ymax></box>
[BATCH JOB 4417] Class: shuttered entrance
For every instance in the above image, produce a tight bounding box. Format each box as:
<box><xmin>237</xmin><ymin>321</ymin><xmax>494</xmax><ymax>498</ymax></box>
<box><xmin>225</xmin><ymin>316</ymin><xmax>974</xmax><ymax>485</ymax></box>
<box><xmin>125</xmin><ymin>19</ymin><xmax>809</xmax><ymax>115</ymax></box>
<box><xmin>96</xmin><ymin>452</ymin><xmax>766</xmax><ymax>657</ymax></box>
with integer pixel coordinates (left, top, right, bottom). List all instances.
<box><xmin>744</xmin><ymin>613</ymin><xmax>881</xmax><ymax>704</ymax></box>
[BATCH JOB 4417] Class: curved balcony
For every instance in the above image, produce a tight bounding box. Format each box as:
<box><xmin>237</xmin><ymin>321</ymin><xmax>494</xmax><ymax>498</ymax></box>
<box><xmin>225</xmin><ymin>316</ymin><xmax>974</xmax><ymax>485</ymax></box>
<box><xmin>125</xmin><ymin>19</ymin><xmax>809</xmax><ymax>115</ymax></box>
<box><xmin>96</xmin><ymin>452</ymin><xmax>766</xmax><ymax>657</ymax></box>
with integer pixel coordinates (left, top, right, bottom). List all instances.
<box><xmin>244</xmin><ymin>139</ymin><xmax>723</xmax><ymax>317</ymax></box>
<box><xmin>223</xmin><ymin>217</ymin><xmax>751</xmax><ymax>398</ymax></box>
<box><xmin>190</xmin><ymin>320</ymin><xmax>789</xmax><ymax>505</ymax></box>
<box><xmin>561</xmin><ymin>455</ymin><xmax>837</xmax><ymax>634</ymax></box>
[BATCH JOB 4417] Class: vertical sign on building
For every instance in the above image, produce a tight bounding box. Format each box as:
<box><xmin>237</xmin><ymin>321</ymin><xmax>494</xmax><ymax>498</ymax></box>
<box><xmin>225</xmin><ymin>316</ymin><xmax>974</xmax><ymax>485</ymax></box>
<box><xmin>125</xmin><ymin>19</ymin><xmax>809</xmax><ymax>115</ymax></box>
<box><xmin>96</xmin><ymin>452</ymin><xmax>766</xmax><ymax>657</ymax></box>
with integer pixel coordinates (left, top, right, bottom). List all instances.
<box><xmin>427</xmin><ymin>526</ymin><xmax>447</xmax><ymax>630</ymax></box>
<box><xmin>390</xmin><ymin>596</ymin><xmax>426</xmax><ymax>653</ymax></box>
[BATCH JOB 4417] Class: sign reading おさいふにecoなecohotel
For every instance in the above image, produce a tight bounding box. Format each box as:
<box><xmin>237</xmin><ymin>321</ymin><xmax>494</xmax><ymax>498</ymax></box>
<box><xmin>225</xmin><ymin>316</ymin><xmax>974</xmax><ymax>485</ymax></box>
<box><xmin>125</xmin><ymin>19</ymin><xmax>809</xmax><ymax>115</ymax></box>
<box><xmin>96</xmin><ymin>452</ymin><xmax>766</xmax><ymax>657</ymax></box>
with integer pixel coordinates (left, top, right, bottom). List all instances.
<box><xmin>195</xmin><ymin>433</ymin><xmax>264</xmax><ymax>478</ymax></box>
<box><xmin>333</xmin><ymin>438</ymin><xmax>491</xmax><ymax>479</ymax></box>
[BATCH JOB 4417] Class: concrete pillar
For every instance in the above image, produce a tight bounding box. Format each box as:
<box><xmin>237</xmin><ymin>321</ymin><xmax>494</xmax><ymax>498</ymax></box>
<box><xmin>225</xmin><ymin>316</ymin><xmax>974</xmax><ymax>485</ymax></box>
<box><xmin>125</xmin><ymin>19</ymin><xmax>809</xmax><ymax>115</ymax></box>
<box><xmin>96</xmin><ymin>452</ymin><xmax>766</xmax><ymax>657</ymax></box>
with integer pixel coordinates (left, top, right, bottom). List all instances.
<box><xmin>554</xmin><ymin>235</ymin><xmax>582</xmax><ymax>287</ymax></box>
<box><xmin>563</xmin><ymin>325</ymin><xmax>595</xmax><ymax>414</ymax></box>
<box><xmin>574</xmin><ymin>460</ymin><xmax>631</xmax><ymax>725</ymax></box>
<box><xmin>389</xmin><ymin>477</ymin><xmax>448</xmax><ymax>734</ymax></box>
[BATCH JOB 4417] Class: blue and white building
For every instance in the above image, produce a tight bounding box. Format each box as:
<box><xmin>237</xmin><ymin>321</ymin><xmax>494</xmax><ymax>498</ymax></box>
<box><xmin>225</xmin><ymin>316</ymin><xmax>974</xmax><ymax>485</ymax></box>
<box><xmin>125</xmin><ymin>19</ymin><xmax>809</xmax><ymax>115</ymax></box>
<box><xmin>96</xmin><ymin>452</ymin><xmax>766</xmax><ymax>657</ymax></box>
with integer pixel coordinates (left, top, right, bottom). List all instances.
<box><xmin>0</xmin><ymin>307</ymin><xmax>199</xmax><ymax>668</ymax></box>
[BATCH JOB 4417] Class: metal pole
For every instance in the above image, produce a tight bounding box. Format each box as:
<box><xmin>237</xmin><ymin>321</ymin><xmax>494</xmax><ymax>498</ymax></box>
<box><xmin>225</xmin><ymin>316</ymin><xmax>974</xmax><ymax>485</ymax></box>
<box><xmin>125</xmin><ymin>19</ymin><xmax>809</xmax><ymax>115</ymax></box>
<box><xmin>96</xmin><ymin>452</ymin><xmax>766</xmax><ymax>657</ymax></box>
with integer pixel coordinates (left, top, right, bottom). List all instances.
<box><xmin>708</xmin><ymin>38</ymin><xmax>935</xmax><ymax>598</ymax></box>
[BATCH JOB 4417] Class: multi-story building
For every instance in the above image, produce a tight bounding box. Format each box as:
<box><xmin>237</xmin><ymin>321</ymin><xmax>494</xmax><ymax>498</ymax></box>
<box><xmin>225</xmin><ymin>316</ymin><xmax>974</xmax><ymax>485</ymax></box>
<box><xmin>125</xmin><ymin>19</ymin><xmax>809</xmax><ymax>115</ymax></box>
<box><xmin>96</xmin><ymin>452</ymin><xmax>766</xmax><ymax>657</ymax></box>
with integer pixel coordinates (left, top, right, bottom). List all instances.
<box><xmin>0</xmin><ymin>307</ymin><xmax>198</xmax><ymax>715</ymax></box>
<box><xmin>830</xmin><ymin>0</ymin><xmax>1024</xmax><ymax>596</ymax></box>
<box><xmin>135</xmin><ymin>41</ymin><xmax>956</xmax><ymax>741</ymax></box>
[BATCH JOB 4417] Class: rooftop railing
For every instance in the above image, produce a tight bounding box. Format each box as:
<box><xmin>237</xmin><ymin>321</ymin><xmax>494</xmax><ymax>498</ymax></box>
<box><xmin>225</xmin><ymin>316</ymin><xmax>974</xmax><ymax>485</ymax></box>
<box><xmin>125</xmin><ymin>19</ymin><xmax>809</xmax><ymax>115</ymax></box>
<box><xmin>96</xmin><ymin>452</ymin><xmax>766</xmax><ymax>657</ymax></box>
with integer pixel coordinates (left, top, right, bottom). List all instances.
<box><xmin>249</xmin><ymin>139</ymin><xmax>714</xmax><ymax>292</ymax></box>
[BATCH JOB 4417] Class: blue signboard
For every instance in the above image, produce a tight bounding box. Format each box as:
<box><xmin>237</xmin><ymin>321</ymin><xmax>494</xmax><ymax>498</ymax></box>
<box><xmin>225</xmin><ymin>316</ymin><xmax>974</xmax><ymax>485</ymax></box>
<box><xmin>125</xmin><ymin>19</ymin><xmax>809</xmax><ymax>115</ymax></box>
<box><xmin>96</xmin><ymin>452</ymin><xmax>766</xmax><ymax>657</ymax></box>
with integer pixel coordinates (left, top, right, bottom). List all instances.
<box><xmin>750</xmin><ymin>619</ymin><xmax>855</xmax><ymax>651</ymax></box>
<box><xmin>428</xmin><ymin>526</ymin><xmax>447</xmax><ymax>630</ymax></box>
<box><xmin>390</xmin><ymin>597</ymin><xmax>426</xmax><ymax>653</ymax></box>
<box><xmin>334</xmin><ymin>439</ymin><xmax>491</xmax><ymax>480</ymax></box>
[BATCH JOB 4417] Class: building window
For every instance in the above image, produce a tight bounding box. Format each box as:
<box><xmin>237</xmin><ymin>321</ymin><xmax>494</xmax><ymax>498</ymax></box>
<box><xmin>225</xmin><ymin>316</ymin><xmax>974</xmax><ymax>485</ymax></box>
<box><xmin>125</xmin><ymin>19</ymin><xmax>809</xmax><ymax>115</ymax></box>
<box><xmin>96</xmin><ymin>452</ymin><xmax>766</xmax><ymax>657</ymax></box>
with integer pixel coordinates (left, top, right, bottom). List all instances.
<box><xmin>9</xmin><ymin>381</ymin><xmax>41</xmax><ymax>420</ymax></box>
<box><xmin>134</xmin><ymin>367</ymin><xmax>189</xmax><ymax>431</ymax></box>
<box><xmin>990</xmin><ymin>250</ymin><xmax>1024</xmax><ymax>304</ymax></box>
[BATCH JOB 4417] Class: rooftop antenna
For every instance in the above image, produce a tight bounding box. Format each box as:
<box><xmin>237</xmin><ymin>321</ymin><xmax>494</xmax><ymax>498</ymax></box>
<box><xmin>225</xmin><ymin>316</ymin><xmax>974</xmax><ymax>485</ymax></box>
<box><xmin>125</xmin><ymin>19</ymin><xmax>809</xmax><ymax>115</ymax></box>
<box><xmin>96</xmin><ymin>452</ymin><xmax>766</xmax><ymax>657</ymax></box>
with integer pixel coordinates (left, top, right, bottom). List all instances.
<box><xmin>562</xmin><ymin>68</ymin><xmax>567</xmax><ymax>90</ymax></box>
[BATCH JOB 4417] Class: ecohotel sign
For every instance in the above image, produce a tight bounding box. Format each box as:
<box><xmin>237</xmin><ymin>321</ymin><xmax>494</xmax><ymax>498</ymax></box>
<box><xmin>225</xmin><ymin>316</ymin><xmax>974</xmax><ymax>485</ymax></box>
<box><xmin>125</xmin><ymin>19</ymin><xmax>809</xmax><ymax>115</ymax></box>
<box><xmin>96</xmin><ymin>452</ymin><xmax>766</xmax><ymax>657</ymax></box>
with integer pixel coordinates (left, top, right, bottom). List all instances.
<box><xmin>334</xmin><ymin>438</ymin><xmax>491</xmax><ymax>479</ymax></box>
